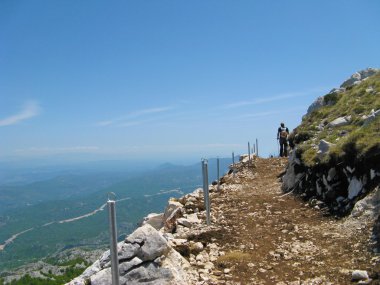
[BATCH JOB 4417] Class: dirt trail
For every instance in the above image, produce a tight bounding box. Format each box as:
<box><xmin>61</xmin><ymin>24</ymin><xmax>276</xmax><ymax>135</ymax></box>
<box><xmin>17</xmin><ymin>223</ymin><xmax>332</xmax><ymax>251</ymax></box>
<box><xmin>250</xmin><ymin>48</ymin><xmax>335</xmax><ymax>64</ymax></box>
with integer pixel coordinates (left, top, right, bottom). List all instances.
<box><xmin>207</xmin><ymin>157</ymin><xmax>378</xmax><ymax>284</ymax></box>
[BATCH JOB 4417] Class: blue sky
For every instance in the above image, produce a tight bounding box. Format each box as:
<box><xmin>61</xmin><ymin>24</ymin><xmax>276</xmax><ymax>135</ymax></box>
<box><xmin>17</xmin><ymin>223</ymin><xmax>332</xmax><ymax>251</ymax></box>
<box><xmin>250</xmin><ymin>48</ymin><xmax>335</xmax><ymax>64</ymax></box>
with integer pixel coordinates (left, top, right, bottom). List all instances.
<box><xmin>1</xmin><ymin>0</ymin><xmax>379</xmax><ymax>164</ymax></box>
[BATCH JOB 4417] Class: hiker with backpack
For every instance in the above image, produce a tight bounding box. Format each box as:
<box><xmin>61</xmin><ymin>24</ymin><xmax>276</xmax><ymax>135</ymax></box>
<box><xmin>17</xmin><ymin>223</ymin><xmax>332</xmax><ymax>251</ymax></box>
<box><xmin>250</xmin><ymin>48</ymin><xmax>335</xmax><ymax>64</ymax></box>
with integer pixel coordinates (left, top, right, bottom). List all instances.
<box><xmin>277</xmin><ymin>122</ymin><xmax>289</xmax><ymax>157</ymax></box>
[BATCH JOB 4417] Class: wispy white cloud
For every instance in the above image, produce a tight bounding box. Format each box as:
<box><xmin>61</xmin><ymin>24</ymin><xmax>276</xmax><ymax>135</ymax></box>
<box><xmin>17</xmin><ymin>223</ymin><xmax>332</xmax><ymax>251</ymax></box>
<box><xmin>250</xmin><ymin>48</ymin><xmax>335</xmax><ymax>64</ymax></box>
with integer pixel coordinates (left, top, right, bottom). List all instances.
<box><xmin>97</xmin><ymin>120</ymin><xmax>113</xmax><ymax>127</ymax></box>
<box><xmin>253</xmin><ymin>92</ymin><xmax>304</xmax><ymax>104</ymax></box>
<box><xmin>238</xmin><ymin>106</ymin><xmax>306</xmax><ymax>119</ymax></box>
<box><xmin>0</xmin><ymin>101</ymin><xmax>41</xmax><ymax>126</ymax></box>
<box><xmin>14</xmin><ymin>146</ymin><xmax>100</xmax><ymax>155</ymax></box>
<box><xmin>119</xmin><ymin>121</ymin><xmax>143</xmax><ymax>127</ymax></box>
<box><xmin>239</xmin><ymin>110</ymin><xmax>281</xmax><ymax>118</ymax></box>
<box><xmin>97</xmin><ymin>106</ymin><xmax>173</xmax><ymax>127</ymax></box>
<box><xmin>116</xmin><ymin>143</ymin><xmax>243</xmax><ymax>152</ymax></box>
<box><xmin>129</xmin><ymin>107</ymin><xmax>173</xmax><ymax>118</ymax></box>
<box><xmin>221</xmin><ymin>100</ymin><xmax>253</xmax><ymax>109</ymax></box>
<box><xmin>220</xmin><ymin>88</ymin><xmax>326</xmax><ymax>110</ymax></box>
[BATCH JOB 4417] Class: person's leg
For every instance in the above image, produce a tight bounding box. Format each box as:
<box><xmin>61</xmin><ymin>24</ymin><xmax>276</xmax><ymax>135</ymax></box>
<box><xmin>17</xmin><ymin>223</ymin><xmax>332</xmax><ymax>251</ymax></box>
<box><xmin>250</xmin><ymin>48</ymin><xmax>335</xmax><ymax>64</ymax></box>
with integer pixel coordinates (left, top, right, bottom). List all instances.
<box><xmin>284</xmin><ymin>142</ymin><xmax>288</xmax><ymax>157</ymax></box>
<box><xmin>280</xmin><ymin>141</ymin><xmax>284</xmax><ymax>157</ymax></box>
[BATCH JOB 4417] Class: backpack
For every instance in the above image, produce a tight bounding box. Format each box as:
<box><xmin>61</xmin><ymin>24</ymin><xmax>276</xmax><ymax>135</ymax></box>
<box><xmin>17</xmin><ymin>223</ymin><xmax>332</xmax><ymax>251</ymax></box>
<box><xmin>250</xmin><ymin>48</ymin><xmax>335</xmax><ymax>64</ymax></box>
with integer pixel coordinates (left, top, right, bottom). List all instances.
<box><xmin>279</xmin><ymin>127</ymin><xmax>288</xmax><ymax>139</ymax></box>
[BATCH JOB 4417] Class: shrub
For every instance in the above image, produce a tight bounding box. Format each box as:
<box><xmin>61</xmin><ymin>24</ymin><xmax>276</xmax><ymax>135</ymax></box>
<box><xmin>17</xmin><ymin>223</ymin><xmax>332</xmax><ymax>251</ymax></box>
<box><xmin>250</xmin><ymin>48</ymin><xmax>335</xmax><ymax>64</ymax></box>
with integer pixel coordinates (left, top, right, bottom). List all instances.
<box><xmin>323</xmin><ymin>92</ymin><xmax>339</xmax><ymax>105</ymax></box>
<box><xmin>353</xmin><ymin>105</ymin><xmax>365</xmax><ymax>114</ymax></box>
<box><xmin>294</xmin><ymin>131</ymin><xmax>312</xmax><ymax>144</ymax></box>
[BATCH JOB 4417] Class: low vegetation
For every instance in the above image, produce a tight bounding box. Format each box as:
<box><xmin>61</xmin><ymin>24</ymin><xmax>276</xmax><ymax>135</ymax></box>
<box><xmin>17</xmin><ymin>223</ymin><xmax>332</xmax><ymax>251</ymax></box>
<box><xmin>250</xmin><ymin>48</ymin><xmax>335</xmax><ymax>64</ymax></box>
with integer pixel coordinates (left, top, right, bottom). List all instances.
<box><xmin>0</xmin><ymin>258</ymin><xmax>89</xmax><ymax>285</ymax></box>
<box><xmin>217</xmin><ymin>250</ymin><xmax>252</xmax><ymax>264</ymax></box>
<box><xmin>293</xmin><ymin>71</ymin><xmax>380</xmax><ymax>166</ymax></box>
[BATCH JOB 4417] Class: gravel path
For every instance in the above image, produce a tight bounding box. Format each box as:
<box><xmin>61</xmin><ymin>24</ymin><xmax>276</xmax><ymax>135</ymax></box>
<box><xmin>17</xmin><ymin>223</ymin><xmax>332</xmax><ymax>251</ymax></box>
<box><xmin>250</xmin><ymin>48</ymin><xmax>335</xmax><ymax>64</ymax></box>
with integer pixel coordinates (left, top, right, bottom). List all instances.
<box><xmin>203</xmin><ymin>157</ymin><xmax>378</xmax><ymax>284</ymax></box>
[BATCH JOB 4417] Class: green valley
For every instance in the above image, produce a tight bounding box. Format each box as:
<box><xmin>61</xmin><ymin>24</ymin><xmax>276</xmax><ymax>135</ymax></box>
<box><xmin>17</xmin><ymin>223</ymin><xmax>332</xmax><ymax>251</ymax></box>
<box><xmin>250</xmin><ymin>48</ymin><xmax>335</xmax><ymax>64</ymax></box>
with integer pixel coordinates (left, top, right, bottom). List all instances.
<box><xmin>0</xmin><ymin>158</ymin><xmax>232</xmax><ymax>270</ymax></box>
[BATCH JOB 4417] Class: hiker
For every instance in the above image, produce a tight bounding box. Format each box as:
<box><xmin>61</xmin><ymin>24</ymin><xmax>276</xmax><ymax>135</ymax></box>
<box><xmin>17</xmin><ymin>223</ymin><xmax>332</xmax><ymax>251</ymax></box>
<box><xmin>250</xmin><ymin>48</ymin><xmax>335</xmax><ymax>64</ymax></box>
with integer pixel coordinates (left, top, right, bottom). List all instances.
<box><xmin>277</xmin><ymin>122</ymin><xmax>289</xmax><ymax>157</ymax></box>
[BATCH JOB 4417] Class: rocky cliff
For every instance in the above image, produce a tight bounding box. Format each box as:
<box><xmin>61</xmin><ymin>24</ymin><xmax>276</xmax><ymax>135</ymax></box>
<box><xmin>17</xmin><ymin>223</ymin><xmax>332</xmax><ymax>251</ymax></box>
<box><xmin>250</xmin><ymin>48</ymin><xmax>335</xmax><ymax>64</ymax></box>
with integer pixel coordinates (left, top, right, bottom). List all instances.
<box><xmin>283</xmin><ymin>68</ymin><xmax>380</xmax><ymax>246</ymax></box>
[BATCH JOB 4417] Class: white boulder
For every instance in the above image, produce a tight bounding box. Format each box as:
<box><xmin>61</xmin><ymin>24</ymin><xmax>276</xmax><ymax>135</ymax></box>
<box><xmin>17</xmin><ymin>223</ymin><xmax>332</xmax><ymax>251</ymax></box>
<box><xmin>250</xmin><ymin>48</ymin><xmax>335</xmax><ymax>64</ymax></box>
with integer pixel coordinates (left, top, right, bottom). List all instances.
<box><xmin>142</xmin><ymin>213</ymin><xmax>164</xmax><ymax>230</ymax></box>
<box><xmin>317</xmin><ymin>140</ymin><xmax>335</xmax><ymax>157</ymax></box>
<box><xmin>306</xmin><ymin>96</ymin><xmax>325</xmax><ymax>115</ymax></box>
<box><xmin>350</xmin><ymin>186</ymin><xmax>380</xmax><ymax>218</ymax></box>
<box><xmin>163</xmin><ymin>200</ymin><xmax>184</xmax><ymax>221</ymax></box>
<box><xmin>125</xmin><ymin>224</ymin><xmax>170</xmax><ymax>261</ymax></box>
<box><xmin>67</xmin><ymin>224</ymin><xmax>194</xmax><ymax>285</ymax></box>
<box><xmin>352</xmin><ymin>270</ymin><xmax>369</xmax><ymax>281</ymax></box>
<box><xmin>348</xmin><ymin>177</ymin><xmax>363</xmax><ymax>200</ymax></box>
<box><xmin>328</xmin><ymin>116</ymin><xmax>351</xmax><ymax>128</ymax></box>
<box><xmin>340</xmin><ymin>68</ymin><xmax>378</xmax><ymax>88</ymax></box>
<box><xmin>363</xmin><ymin>109</ymin><xmax>380</xmax><ymax>126</ymax></box>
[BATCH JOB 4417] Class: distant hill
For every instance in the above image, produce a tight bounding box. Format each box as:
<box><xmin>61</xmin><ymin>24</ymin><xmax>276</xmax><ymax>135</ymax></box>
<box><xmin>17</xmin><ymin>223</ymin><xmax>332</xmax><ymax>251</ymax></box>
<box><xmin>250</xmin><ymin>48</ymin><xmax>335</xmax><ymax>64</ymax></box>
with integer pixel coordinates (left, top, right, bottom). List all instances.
<box><xmin>0</xmin><ymin>173</ymin><xmax>130</xmax><ymax>214</ymax></box>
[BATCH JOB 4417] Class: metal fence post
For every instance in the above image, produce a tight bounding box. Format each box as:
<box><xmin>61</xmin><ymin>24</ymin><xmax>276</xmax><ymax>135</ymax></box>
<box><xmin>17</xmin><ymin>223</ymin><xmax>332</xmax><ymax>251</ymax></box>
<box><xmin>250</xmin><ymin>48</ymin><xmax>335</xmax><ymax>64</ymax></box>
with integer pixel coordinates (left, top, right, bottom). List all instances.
<box><xmin>256</xmin><ymin>138</ymin><xmax>259</xmax><ymax>157</ymax></box>
<box><xmin>248</xmin><ymin>142</ymin><xmax>251</xmax><ymax>163</ymax></box>
<box><xmin>217</xmin><ymin>157</ymin><xmax>220</xmax><ymax>191</ymax></box>
<box><xmin>201</xmin><ymin>159</ymin><xmax>211</xmax><ymax>226</ymax></box>
<box><xmin>108</xmin><ymin>193</ymin><xmax>120</xmax><ymax>285</ymax></box>
<box><xmin>232</xmin><ymin>152</ymin><xmax>235</xmax><ymax>178</ymax></box>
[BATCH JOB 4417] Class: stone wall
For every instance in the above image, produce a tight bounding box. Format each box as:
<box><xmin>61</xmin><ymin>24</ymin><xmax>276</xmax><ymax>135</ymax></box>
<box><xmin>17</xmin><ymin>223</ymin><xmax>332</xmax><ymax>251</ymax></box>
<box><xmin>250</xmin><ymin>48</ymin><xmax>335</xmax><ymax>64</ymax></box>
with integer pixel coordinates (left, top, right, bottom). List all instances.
<box><xmin>282</xmin><ymin>149</ymin><xmax>380</xmax><ymax>216</ymax></box>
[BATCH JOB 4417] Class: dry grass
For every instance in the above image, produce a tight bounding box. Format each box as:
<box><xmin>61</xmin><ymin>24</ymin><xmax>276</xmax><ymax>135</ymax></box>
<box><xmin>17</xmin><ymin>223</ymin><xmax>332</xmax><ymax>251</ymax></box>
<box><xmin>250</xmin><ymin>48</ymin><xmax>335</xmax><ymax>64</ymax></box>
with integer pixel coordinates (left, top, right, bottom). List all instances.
<box><xmin>217</xmin><ymin>251</ymin><xmax>252</xmax><ymax>263</ymax></box>
<box><xmin>294</xmin><ymin>72</ymin><xmax>380</xmax><ymax>166</ymax></box>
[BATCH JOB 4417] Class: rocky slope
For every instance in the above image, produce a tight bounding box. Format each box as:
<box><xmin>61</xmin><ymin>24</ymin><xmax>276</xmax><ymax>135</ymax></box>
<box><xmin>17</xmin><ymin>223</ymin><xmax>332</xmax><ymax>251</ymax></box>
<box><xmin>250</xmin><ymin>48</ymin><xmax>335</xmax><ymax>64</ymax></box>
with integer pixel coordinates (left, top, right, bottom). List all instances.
<box><xmin>67</xmin><ymin>155</ymin><xmax>379</xmax><ymax>284</ymax></box>
<box><xmin>283</xmin><ymin>68</ymin><xmax>380</xmax><ymax>252</ymax></box>
<box><xmin>0</xmin><ymin>248</ymin><xmax>106</xmax><ymax>284</ymax></box>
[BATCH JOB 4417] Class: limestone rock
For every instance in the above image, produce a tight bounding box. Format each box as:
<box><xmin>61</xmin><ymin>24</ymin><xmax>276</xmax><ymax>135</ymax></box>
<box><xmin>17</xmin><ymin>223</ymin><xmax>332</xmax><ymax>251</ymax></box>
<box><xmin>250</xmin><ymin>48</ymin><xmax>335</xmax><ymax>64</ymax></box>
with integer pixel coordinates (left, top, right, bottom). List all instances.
<box><xmin>350</xmin><ymin>186</ymin><xmax>380</xmax><ymax>218</ymax></box>
<box><xmin>67</xmin><ymin>224</ymin><xmax>194</xmax><ymax>285</ymax></box>
<box><xmin>352</xmin><ymin>270</ymin><xmax>369</xmax><ymax>281</ymax></box>
<box><xmin>304</xmin><ymin>68</ymin><xmax>378</xmax><ymax>117</ymax></box>
<box><xmin>121</xmin><ymin>262</ymin><xmax>174</xmax><ymax>285</ymax></box>
<box><xmin>317</xmin><ymin>140</ymin><xmax>335</xmax><ymax>157</ymax></box>
<box><xmin>119</xmin><ymin>257</ymin><xmax>143</xmax><ymax>275</ymax></box>
<box><xmin>348</xmin><ymin>177</ymin><xmax>363</xmax><ymax>200</ymax></box>
<box><xmin>184</xmin><ymin>213</ymin><xmax>201</xmax><ymax>224</ymax></box>
<box><xmin>329</xmin><ymin>87</ymin><xmax>345</xmax><ymax>94</ymax></box>
<box><xmin>189</xmin><ymin>242</ymin><xmax>204</xmax><ymax>254</ymax></box>
<box><xmin>363</xmin><ymin>109</ymin><xmax>380</xmax><ymax>126</ymax></box>
<box><xmin>340</xmin><ymin>68</ymin><xmax>378</xmax><ymax>88</ymax></box>
<box><xmin>161</xmin><ymin>249</ymin><xmax>196</xmax><ymax>284</ymax></box>
<box><xmin>328</xmin><ymin>116</ymin><xmax>351</xmax><ymax>128</ymax></box>
<box><xmin>163</xmin><ymin>200</ymin><xmax>184</xmax><ymax>221</ymax></box>
<box><xmin>169</xmin><ymin>239</ymin><xmax>189</xmax><ymax>257</ymax></box>
<box><xmin>98</xmin><ymin>243</ymin><xmax>140</xmax><ymax>268</ymax></box>
<box><xmin>90</xmin><ymin>267</ymin><xmax>112</xmax><ymax>285</ymax></box>
<box><xmin>306</xmin><ymin>96</ymin><xmax>325</xmax><ymax>115</ymax></box>
<box><xmin>142</xmin><ymin>213</ymin><xmax>164</xmax><ymax>230</ymax></box>
<box><xmin>68</xmin><ymin>260</ymin><xmax>102</xmax><ymax>284</ymax></box>
<box><xmin>281</xmin><ymin>151</ymin><xmax>304</xmax><ymax>192</ymax></box>
<box><xmin>126</xmin><ymin>224</ymin><xmax>170</xmax><ymax>261</ymax></box>
<box><xmin>177</xmin><ymin>218</ymin><xmax>192</xmax><ymax>228</ymax></box>
<box><xmin>306</xmin><ymin>87</ymin><xmax>344</xmax><ymax>116</ymax></box>
<box><xmin>164</xmin><ymin>207</ymin><xmax>183</xmax><ymax>233</ymax></box>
